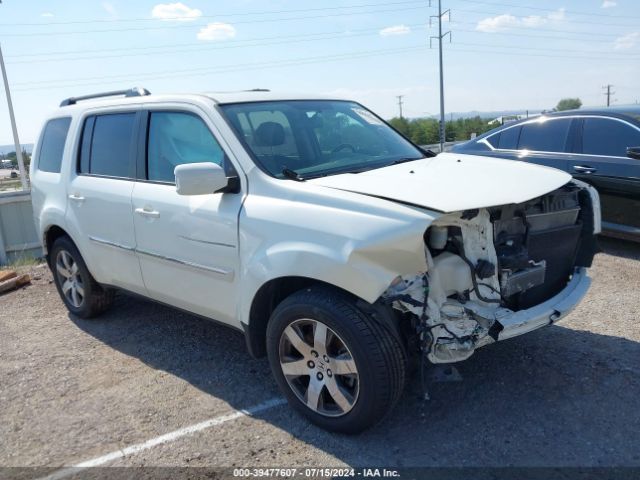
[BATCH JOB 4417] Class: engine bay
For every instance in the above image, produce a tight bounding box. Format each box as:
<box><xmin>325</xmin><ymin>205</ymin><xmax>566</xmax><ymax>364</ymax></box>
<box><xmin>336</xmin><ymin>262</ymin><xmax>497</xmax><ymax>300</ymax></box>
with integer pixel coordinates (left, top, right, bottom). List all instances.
<box><xmin>383</xmin><ymin>182</ymin><xmax>598</xmax><ymax>363</ymax></box>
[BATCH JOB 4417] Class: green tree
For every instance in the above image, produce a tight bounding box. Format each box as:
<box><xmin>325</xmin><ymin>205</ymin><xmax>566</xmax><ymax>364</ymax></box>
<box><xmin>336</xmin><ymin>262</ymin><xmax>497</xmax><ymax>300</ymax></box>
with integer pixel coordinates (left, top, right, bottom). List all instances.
<box><xmin>556</xmin><ymin>98</ymin><xmax>582</xmax><ymax>111</ymax></box>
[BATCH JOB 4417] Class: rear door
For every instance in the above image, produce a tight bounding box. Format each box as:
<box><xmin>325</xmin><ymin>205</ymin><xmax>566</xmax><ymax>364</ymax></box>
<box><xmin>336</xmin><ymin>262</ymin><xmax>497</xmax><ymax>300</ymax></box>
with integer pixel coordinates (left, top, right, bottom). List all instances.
<box><xmin>65</xmin><ymin>110</ymin><xmax>146</xmax><ymax>294</ymax></box>
<box><xmin>568</xmin><ymin>116</ymin><xmax>640</xmax><ymax>233</ymax></box>
<box><xmin>131</xmin><ymin>106</ymin><xmax>243</xmax><ymax>325</ymax></box>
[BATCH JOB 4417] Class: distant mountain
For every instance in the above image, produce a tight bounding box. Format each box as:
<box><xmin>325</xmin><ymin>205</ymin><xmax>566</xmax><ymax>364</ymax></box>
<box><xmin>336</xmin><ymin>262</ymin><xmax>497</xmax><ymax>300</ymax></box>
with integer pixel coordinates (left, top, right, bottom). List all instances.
<box><xmin>0</xmin><ymin>144</ymin><xmax>34</xmax><ymax>156</ymax></box>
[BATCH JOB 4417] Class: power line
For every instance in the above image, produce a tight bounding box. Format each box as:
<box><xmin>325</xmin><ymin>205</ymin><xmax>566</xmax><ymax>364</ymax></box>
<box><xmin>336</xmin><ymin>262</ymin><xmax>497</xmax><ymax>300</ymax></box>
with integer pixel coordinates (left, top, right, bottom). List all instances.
<box><xmin>12</xmin><ymin>42</ymin><xmax>639</xmax><ymax>91</ymax></box>
<box><xmin>0</xmin><ymin>0</ymin><xmax>425</xmax><ymax>26</ymax></box>
<box><xmin>0</xmin><ymin>4</ymin><xmax>427</xmax><ymax>36</ymax></box>
<box><xmin>6</xmin><ymin>25</ymin><xmax>428</xmax><ymax>65</ymax></box>
<box><xmin>12</xmin><ymin>45</ymin><xmax>430</xmax><ymax>90</ymax></box>
<box><xmin>454</xmin><ymin>0</ymin><xmax>640</xmax><ymax>20</ymax></box>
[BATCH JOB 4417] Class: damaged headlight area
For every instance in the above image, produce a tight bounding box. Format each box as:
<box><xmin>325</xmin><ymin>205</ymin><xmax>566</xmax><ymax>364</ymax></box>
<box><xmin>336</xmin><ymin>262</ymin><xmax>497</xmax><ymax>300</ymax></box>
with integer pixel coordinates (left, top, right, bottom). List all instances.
<box><xmin>382</xmin><ymin>182</ymin><xmax>599</xmax><ymax>364</ymax></box>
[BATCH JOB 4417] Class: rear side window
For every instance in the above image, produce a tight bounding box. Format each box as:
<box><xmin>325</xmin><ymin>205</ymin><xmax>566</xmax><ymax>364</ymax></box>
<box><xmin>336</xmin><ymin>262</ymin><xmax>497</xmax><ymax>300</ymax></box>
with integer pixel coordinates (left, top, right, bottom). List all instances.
<box><xmin>582</xmin><ymin>117</ymin><xmax>640</xmax><ymax>157</ymax></box>
<box><xmin>497</xmin><ymin>126</ymin><xmax>521</xmax><ymax>149</ymax></box>
<box><xmin>518</xmin><ymin>118</ymin><xmax>572</xmax><ymax>152</ymax></box>
<box><xmin>37</xmin><ymin>117</ymin><xmax>71</xmax><ymax>173</ymax></box>
<box><xmin>78</xmin><ymin>113</ymin><xmax>136</xmax><ymax>178</ymax></box>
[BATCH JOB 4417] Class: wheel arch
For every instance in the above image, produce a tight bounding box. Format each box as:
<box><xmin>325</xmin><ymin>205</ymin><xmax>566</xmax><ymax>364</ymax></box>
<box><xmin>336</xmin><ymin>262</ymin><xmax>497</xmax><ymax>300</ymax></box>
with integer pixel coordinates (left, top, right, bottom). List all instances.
<box><xmin>244</xmin><ymin>276</ymin><xmax>361</xmax><ymax>358</ymax></box>
<box><xmin>243</xmin><ymin>276</ymin><xmax>405</xmax><ymax>359</ymax></box>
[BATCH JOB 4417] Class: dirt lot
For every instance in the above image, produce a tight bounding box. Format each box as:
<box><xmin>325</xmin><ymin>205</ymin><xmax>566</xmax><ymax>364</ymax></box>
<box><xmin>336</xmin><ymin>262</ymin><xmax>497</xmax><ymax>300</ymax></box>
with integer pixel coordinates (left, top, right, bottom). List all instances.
<box><xmin>1</xmin><ymin>238</ymin><xmax>639</xmax><ymax>473</ymax></box>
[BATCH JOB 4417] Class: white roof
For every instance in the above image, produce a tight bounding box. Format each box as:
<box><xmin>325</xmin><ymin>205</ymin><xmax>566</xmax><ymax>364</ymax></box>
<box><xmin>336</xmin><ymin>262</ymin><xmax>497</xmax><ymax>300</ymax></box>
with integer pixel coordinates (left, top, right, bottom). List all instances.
<box><xmin>205</xmin><ymin>91</ymin><xmax>347</xmax><ymax>104</ymax></box>
<box><xmin>52</xmin><ymin>90</ymin><xmax>350</xmax><ymax>116</ymax></box>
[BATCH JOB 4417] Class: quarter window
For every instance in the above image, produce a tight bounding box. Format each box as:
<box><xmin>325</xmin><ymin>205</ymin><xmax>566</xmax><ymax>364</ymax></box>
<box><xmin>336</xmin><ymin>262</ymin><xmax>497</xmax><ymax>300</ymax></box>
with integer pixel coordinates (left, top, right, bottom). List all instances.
<box><xmin>582</xmin><ymin>118</ymin><xmax>640</xmax><ymax>157</ymax></box>
<box><xmin>147</xmin><ymin>112</ymin><xmax>227</xmax><ymax>183</ymax></box>
<box><xmin>517</xmin><ymin>118</ymin><xmax>572</xmax><ymax>152</ymax></box>
<box><xmin>78</xmin><ymin>113</ymin><xmax>136</xmax><ymax>178</ymax></box>
<box><xmin>37</xmin><ymin>117</ymin><xmax>71</xmax><ymax>173</ymax></box>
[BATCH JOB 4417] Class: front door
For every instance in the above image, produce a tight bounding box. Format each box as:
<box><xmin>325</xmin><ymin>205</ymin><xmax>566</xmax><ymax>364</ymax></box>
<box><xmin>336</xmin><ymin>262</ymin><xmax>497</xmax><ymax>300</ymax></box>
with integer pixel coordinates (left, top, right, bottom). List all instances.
<box><xmin>131</xmin><ymin>108</ymin><xmax>243</xmax><ymax>324</ymax></box>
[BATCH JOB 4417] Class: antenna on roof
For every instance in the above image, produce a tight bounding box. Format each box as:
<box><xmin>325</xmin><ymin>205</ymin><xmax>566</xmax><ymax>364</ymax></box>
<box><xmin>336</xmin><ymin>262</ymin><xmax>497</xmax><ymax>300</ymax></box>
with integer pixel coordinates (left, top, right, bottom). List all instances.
<box><xmin>245</xmin><ymin>88</ymin><xmax>270</xmax><ymax>92</ymax></box>
<box><xmin>60</xmin><ymin>87</ymin><xmax>151</xmax><ymax>107</ymax></box>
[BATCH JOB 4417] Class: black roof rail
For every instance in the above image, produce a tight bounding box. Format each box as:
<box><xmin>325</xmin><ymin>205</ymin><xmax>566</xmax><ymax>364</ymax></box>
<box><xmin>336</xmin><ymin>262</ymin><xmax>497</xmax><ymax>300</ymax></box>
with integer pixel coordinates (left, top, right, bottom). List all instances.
<box><xmin>60</xmin><ymin>87</ymin><xmax>151</xmax><ymax>107</ymax></box>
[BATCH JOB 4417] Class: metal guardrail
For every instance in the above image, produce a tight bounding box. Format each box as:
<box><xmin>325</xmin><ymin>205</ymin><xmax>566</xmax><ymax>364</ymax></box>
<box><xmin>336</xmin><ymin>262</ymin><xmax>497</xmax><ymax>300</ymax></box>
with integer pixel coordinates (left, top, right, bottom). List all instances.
<box><xmin>0</xmin><ymin>190</ymin><xmax>42</xmax><ymax>265</ymax></box>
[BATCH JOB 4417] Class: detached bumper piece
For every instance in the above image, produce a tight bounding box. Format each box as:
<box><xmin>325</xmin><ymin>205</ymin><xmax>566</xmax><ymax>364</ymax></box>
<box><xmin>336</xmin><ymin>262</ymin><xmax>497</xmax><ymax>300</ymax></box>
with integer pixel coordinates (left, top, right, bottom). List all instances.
<box><xmin>497</xmin><ymin>267</ymin><xmax>591</xmax><ymax>341</ymax></box>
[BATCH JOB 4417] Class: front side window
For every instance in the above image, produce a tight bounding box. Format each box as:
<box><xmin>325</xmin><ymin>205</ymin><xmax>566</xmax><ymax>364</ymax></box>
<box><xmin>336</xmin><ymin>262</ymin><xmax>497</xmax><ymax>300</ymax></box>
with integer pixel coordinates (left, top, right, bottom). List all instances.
<box><xmin>79</xmin><ymin>113</ymin><xmax>136</xmax><ymax>177</ymax></box>
<box><xmin>147</xmin><ymin>112</ymin><xmax>227</xmax><ymax>183</ymax></box>
<box><xmin>518</xmin><ymin>118</ymin><xmax>572</xmax><ymax>152</ymax></box>
<box><xmin>220</xmin><ymin>100</ymin><xmax>423</xmax><ymax>179</ymax></box>
<box><xmin>37</xmin><ymin>117</ymin><xmax>71</xmax><ymax>173</ymax></box>
<box><xmin>582</xmin><ymin>117</ymin><xmax>640</xmax><ymax>157</ymax></box>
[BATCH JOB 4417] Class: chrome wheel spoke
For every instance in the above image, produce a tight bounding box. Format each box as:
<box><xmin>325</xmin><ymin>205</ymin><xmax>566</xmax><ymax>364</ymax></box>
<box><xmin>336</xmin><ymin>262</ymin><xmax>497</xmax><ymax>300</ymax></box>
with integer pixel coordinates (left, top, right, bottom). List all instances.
<box><xmin>325</xmin><ymin>377</ymin><xmax>353</xmax><ymax>413</ymax></box>
<box><xmin>313</xmin><ymin>322</ymin><xmax>328</xmax><ymax>353</ymax></box>
<box><xmin>71</xmin><ymin>287</ymin><xmax>81</xmax><ymax>307</ymax></box>
<box><xmin>281</xmin><ymin>359</ymin><xmax>309</xmax><ymax>376</ymax></box>
<box><xmin>306</xmin><ymin>377</ymin><xmax>323</xmax><ymax>410</ymax></box>
<box><xmin>75</xmin><ymin>282</ymin><xmax>85</xmax><ymax>297</ymax></box>
<box><xmin>62</xmin><ymin>279</ymin><xmax>73</xmax><ymax>294</ymax></box>
<box><xmin>70</xmin><ymin>262</ymin><xmax>79</xmax><ymax>276</ymax></box>
<box><xmin>331</xmin><ymin>357</ymin><xmax>357</xmax><ymax>375</ymax></box>
<box><xmin>56</xmin><ymin>261</ymin><xmax>72</xmax><ymax>279</ymax></box>
<box><xmin>283</xmin><ymin>325</ymin><xmax>312</xmax><ymax>357</ymax></box>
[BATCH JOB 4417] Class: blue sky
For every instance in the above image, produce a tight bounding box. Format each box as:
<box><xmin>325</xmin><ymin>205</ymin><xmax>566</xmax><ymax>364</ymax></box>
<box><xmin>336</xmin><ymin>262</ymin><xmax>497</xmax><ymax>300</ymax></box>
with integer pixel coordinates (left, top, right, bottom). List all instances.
<box><xmin>0</xmin><ymin>0</ymin><xmax>639</xmax><ymax>144</ymax></box>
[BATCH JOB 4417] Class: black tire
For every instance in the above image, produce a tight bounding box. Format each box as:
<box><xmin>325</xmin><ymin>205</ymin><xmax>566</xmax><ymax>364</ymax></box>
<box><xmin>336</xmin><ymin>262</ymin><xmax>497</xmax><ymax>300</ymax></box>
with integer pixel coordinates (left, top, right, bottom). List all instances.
<box><xmin>266</xmin><ymin>286</ymin><xmax>406</xmax><ymax>433</ymax></box>
<box><xmin>49</xmin><ymin>236</ymin><xmax>115</xmax><ymax>319</ymax></box>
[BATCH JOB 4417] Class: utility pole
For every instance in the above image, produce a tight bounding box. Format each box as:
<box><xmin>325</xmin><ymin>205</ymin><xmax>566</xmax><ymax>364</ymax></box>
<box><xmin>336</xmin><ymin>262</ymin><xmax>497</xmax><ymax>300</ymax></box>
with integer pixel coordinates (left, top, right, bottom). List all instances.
<box><xmin>603</xmin><ymin>84</ymin><xmax>615</xmax><ymax>107</ymax></box>
<box><xmin>0</xmin><ymin>43</ymin><xmax>27</xmax><ymax>190</ymax></box>
<box><xmin>396</xmin><ymin>95</ymin><xmax>404</xmax><ymax>119</ymax></box>
<box><xmin>430</xmin><ymin>0</ymin><xmax>451</xmax><ymax>152</ymax></box>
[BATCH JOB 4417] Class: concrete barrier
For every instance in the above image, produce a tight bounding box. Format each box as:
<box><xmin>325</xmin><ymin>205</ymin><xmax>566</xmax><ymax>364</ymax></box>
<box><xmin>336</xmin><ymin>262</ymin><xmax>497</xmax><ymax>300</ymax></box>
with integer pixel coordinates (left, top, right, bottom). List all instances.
<box><xmin>0</xmin><ymin>190</ymin><xmax>42</xmax><ymax>265</ymax></box>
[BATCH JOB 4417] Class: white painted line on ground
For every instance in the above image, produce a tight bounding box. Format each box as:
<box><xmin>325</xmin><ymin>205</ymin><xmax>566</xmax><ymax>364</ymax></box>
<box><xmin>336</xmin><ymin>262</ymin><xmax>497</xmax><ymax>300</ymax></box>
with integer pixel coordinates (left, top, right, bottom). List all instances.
<box><xmin>38</xmin><ymin>397</ymin><xmax>286</xmax><ymax>480</ymax></box>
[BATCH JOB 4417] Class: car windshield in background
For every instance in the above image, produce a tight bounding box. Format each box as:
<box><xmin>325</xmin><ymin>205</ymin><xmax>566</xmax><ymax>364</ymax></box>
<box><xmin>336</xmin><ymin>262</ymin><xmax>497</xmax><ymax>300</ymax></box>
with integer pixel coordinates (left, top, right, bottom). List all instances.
<box><xmin>220</xmin><ymin>100</ymin><xmax>424</xmax><ymax>179</ymax></box>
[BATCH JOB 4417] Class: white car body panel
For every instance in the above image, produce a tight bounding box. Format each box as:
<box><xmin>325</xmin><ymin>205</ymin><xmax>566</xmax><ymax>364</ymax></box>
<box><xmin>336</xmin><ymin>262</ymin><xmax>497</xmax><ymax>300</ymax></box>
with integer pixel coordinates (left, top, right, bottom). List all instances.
<box><xmin>309</xmin><ymin>152</ymin><xmax>572</xmax><ymax>212</ymax></box>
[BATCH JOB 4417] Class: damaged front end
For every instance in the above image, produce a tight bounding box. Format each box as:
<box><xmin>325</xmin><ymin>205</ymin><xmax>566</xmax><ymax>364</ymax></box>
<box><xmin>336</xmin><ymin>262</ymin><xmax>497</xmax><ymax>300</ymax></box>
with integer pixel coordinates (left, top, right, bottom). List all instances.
<box><xmin>383</xmin><ymin>181</ymin><xmax>599</xmax><ymax>364</ymax></box>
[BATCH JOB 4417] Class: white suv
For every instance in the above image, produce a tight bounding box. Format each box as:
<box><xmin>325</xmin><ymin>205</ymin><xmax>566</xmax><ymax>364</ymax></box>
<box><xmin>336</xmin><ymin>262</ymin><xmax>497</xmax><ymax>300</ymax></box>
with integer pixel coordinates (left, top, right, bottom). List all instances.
<box><xmin>31</xmin><ymin>88</ymin><xmax>601</xmax><ymax>433</ymax></box>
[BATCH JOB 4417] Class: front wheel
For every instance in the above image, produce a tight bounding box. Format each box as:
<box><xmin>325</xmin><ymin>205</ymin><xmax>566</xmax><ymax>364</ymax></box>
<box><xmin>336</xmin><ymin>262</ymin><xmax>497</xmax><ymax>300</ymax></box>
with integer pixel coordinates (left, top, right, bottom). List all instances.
<box><xmin>266</xmin><ymin>287</ymin><xmax>406</xmax><ymax>433</ymax></box>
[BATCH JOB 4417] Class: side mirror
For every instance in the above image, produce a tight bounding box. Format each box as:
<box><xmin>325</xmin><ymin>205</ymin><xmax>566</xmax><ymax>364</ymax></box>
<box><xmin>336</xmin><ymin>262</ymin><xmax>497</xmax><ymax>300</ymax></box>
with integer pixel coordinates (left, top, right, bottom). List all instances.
<box><xmin>627</xmin><ymin>147</ymin><xmax>640</xmax><ymax>160</ymax></box>
<box><xmin>175</xmin><ymin>162</ymin><xmax>228</xmax><ymax>196</ymax></box>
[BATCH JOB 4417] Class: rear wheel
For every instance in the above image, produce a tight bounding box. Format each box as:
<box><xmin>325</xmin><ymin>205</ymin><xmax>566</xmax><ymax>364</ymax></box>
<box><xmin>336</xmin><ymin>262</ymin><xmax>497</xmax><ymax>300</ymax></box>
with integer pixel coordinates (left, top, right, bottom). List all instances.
<box><xmin>50</xmin><ymin>236</ymin><xmax>115</xmax><ymax>318</ymax></box>
<box><xmin>266</xmin><ymin>286</ymin><xmax>406</xmax><ymax>433</ymax></box>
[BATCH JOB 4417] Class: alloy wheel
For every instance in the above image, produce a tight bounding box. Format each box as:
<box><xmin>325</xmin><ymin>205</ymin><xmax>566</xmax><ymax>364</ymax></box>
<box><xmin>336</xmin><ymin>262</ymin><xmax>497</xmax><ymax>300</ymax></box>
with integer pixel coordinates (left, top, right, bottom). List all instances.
<box><xmin>55</xmin><ymin>250</ymin><xmax>85</xmax><ymax>308</ymax></box>
<box><xmin>279</xmin><ymin>318</ymin><xmax>359</xmax><ymax>417</ymax></box>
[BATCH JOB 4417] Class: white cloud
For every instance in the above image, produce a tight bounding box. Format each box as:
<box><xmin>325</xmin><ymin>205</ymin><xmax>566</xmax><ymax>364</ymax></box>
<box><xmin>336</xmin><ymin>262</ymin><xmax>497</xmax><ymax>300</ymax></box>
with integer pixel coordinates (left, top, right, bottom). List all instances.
<box><xmin>41</xmin><ymin>12</ymin><xmax>54</xmax><ymax>17</ymax></box>
<box><xmin>602</xmin><ymin>0</ymin><xmax>617</xmax><ymax>8</ymax></box>
<box><xmin>151</xmin><ymin>2</ymin><xmax>202</xmax><ymax>22</ymax></box>
<box><xmin>102</xmin><ymin>2</ymin><xmax>117</xmax><ymax>17</ymax></box>
<box><xmin>476</xmin><ymin>14</ymin><xmax>519</xmax><ymax>32</ymax></box>
<box><xmin>379</xmin><ymin>24</ymin><xmax>412</xmax><ymax>36</ymax></box>
<box><xmin>197</xmin><ymin>22</ymin><xmax>236</xmax><ymax>41</ymax></box>
<box><xmin>614</xmin><ymin>32</ymin><xmax>639</xmax><ymax>50</ymax></box>
<box><xmin>477</xmin><ymin>8</ymin><xmax>565</xmax><ymax>32</ymax></box>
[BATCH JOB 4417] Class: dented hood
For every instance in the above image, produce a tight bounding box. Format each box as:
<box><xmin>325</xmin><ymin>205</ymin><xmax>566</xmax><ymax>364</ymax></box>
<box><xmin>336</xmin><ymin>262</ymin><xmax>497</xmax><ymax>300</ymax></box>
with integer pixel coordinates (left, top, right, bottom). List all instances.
<box><xmin>308</xmin><ymin>152</ymin><xmax>572</xmax><ymax>213</ymax></box>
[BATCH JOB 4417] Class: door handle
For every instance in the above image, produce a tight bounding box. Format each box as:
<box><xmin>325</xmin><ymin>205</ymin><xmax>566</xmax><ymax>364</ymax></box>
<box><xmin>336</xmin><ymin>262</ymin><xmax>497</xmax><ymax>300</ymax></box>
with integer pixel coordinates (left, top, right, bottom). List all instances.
<box><xmin>135</xmin><ymin>207</ymin><xmax>160</xmax><ymax>218</ymax></box>
<box><xmin>68</xmin><ymin>194</ymin><xmax>85</xmax><ymax>202</ymax></box>
<box><xmin>573</xmin><ymin>165</ymin><xmax>597</xmax><ymax>174</ymax></box>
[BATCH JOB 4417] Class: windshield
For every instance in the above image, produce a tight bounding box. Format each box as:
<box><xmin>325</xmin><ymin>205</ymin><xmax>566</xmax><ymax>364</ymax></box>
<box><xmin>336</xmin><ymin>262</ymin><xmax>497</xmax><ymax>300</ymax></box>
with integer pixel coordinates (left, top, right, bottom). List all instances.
<box><xmin>219</xmin><ymin>100</ymin><xmax>425</xmax><ymax>179</ymax></box>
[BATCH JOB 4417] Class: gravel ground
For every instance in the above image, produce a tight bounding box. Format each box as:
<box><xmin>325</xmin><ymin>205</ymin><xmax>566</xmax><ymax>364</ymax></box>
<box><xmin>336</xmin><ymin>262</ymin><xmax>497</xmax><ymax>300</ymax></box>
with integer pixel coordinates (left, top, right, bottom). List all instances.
<box><xmin>0</xmin><ymin>237</ymin><xmax>639</xmax><ymax>471</ymax></box>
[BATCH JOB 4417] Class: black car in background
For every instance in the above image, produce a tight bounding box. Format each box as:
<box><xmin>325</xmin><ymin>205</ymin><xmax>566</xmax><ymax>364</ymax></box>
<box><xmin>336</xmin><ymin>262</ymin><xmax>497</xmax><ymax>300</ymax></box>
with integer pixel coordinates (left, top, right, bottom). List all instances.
<box><xmin>452</xmin><ymin>106</ymin><xmax>640</xmax><ymax>241</ymax></box>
